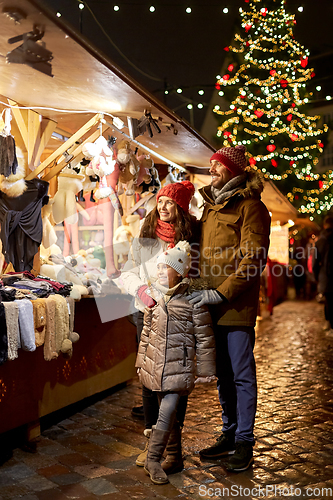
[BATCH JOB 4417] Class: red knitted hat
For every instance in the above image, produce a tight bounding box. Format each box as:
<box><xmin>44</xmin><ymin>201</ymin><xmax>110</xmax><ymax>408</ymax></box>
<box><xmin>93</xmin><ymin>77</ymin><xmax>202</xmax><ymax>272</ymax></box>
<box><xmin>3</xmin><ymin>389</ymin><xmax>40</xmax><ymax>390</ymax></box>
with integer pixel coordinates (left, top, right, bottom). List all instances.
<box><xmin>210</xmin><ymin>145</ymin><xmax>247</xmax><ymax>175</ymax></box>
<box><xmin>156</xmin><ymin>180</ymin><xmax>195</xmax><ymax>213</ymax></box>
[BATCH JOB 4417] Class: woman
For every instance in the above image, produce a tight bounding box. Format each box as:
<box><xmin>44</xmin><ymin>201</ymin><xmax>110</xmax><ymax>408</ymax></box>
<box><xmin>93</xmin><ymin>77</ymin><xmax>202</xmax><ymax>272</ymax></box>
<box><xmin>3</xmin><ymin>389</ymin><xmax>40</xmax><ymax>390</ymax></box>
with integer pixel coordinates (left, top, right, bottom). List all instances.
<box><xmin>120</xmin><ymin>180</ymin><xmax>198</xmax><ymax>475</ymax></box>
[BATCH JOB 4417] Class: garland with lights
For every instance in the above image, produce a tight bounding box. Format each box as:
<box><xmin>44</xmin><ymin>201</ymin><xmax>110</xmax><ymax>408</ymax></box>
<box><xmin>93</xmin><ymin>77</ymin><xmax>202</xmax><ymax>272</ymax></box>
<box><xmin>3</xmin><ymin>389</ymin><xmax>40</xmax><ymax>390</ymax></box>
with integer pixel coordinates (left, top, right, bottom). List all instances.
<box><xmin>213</xmin><ymin>0</ymin><xmax>330</xmax><ymax>220</ymax></box>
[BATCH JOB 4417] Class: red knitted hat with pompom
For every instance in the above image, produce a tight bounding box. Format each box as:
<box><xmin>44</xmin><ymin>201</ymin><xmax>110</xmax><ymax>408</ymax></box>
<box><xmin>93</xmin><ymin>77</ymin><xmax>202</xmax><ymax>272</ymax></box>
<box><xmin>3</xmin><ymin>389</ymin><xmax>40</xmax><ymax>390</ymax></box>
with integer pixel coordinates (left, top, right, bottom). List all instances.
<box><xmin>156</xmin><ymin>180</ymin><xmax>195</xmax><ymax>213</ymax></box>
<box><xmin>210</xmin><ymin>145</ymin><xmax>247</xmax><ymax>175</ymax></box>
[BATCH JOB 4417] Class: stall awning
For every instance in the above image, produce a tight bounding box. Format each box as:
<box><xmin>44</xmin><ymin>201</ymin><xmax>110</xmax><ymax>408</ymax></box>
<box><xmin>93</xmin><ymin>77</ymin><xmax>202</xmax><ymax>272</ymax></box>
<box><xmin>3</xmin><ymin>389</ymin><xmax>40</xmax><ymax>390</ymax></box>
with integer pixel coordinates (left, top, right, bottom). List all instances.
<box><xmin>0</xmin><ymin>0</ymin><xmax>215</xmax><ymax>172</ymax></box>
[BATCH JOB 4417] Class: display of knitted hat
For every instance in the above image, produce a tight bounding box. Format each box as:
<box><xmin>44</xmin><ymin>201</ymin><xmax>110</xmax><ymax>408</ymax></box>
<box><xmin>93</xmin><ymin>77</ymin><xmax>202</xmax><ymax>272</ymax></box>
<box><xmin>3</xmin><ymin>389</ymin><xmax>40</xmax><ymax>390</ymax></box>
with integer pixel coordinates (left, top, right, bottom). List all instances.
<box><xmin>52</xmin><ymin>167</ymin><xmax>84</xmax><ymax>224</ymax></box>
<box><xmin>0</xmin><ymin>145</ymin><xmax>27</xmax><ymax>197</ymax></box>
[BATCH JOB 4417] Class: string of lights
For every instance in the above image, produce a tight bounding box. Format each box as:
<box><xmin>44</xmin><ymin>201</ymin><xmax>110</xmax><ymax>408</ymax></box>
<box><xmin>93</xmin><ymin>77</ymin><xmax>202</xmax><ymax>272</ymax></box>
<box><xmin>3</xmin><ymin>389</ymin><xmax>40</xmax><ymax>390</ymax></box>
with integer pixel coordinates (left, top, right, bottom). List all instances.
<box><xmin>211</xmin><ymin>0</ymin><xmax>331</xmax><ymax>220</ymax></box>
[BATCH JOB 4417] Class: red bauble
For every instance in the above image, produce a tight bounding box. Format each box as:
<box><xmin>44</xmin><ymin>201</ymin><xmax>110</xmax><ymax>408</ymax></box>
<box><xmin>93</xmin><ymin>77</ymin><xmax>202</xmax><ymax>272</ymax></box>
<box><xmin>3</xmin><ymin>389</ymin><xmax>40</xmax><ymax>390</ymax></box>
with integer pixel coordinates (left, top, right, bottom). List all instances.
<box><xmin>270</xmin><ymin>69</ymin><xmax>276</xmax><ymax>76</ymax></box>
<box><xmin>215</xmin><ymin>83</ymin><xmax>221</xmax><ymax>90</ymax></box>
<box><xmin>319</xmin><ymin>181</ymin><xmax>324</xmax><ymax>189</ymax></box>
<box><xmin>291</xmin><ymin>103</ymin><xmax>295</xmax><ymax>107</ymax></box>
<box><xmin>245</xmin><ymin>24</ymin><xmax>252</xmax><ymax>32</ymax></box>
<box><xmin>224</xmin><ymin>46</ymin><xmax>229</xmax><ymax>51</ymax></box>
<box><xmin>295</xmin><ymin>195</ymin><xmax>299</xmax><ymax>200</ymax></box>
<box><xmin>223</xmin><ymin>74</ymin><xmax>230</xmax><ymax>80</ymax></box>
<box><xmin>246</xmin><ymin>41</ymin><xmax>250</xmax><ymax>47</ymax></box>
<box><xmin>271</xmin><ymin>159</ymin><xmax>278</xmax><ymax>167</ymax></box>
<box><xmin>280</xmin><ymin>79</ymin><xmax>288</xmax><ymax>88</ymax></box>
<box><xmin>300</xmin><ymin>57</ymin><xmax>308</xmax><ymax>68</ymax></box>
<box><xmin>254</xmin><ymin>109</ymin><xmax>264</xmax><ymax>118</ymax></box>
<box><xmin>223</xmin><ymin>131</ymin><xmax>231</xmax><ymax>136</ymax></box>
<box><xmin>290</xmin><ymin>134</ymin><xmax>298</xmax><ymax>141</ymax></box>
<box><xmin>311</xmin><ymin>72</ymin><xmax>316</xmax><ymax>78</ymax></box>
<box><xmin>319</xmin><ymin>142</ymin><xmax>324</xmax><ymax>148</ymax></box>
<box><xmin>261</xmin><ymin>8</ymin><xmax>268</xmax><ymax>16</ymax></box>
<box><xmin>287</xmin><ymin>114</ymin><xmax>292</xmax><ymax>121</ymax></box>
<box><xmin>249</xmin><ymin>157</ymin><xmax>256</xmax><ymax>165</ymax></box>
<box><xmin>267</xmin><ymin>144</ymin><xmax>276</xmax><ymax>152</ymax></box>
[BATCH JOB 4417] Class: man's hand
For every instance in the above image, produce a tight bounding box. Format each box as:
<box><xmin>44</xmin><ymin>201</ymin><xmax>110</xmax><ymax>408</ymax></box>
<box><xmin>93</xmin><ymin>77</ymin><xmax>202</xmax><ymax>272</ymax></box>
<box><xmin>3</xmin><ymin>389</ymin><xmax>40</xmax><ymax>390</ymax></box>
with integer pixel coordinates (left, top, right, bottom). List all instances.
<box><xmin>188</xmin><ymin>290</ymin><xmax>224</xmax><ymax>308</ymax></box>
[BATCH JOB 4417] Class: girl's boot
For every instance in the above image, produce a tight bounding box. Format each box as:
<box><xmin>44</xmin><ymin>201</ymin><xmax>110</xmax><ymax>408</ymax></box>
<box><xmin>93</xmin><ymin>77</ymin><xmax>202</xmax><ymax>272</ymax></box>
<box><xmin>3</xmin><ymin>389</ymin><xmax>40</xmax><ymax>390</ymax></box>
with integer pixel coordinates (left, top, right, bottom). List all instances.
<box><xmin>144</xmin><ymin>426</ymin><xmax>169</xmax><ymax>485</ymax></box>
<box><xmin>136</xmin><ymin>428</ymin><xmax>151</xmax><ymax>467</ymax></box>
<box><xmin>161</xmin><ymin>422</ymin><xmax>184</xmax><ymax>474</ymax></box>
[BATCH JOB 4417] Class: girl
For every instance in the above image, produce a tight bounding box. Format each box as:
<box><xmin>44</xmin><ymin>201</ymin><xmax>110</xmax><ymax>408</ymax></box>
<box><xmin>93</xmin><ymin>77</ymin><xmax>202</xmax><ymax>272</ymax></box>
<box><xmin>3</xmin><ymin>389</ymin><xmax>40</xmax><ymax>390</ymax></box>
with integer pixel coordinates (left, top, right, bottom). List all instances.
<box><xmin>136</xmin><ymin>241</ymin><xmax>216</xmax><ymax>485</ymax></box>
<box><xmin>120</xmin><ymin>181</ymin><xmax>199</xmax><ymax>471</ymax></box>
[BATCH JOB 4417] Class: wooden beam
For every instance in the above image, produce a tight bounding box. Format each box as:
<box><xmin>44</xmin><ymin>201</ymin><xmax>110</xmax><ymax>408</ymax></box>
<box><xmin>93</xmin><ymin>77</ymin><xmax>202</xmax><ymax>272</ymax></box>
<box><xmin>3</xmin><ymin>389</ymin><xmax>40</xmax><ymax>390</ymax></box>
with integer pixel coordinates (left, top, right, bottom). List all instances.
<box><xmin>43</xmin><ymin>123</ymin><xmax>109</xmax><ymax>181</ymax></box>
<box><xmin>28</xmin><ymin>109</ymin><xmax>41</xmax><ymax>170</ymax></box>
<box><xmin>34</xmin><ymin>118</ymin><xmax>57</xmax><ymax>168</ymax></box>
<box><xmin>8</xmin><ymin>99</ymin><xmax>28</xmax><ymax>151</ymax></box>
<box><xmin>26</xmin><ymin>113</ymin><xmax>104</xmax><ymax>180</ymax></box>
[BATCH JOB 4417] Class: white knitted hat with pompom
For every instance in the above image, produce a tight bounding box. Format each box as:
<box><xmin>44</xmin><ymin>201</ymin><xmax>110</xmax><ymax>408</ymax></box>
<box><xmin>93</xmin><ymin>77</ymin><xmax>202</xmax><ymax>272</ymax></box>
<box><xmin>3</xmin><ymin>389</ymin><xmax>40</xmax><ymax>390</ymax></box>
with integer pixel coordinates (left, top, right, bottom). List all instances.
<box><xmin>157</xmin><ymin>240</ymin><xmax>191</xmax><ymax>277</ymax></box>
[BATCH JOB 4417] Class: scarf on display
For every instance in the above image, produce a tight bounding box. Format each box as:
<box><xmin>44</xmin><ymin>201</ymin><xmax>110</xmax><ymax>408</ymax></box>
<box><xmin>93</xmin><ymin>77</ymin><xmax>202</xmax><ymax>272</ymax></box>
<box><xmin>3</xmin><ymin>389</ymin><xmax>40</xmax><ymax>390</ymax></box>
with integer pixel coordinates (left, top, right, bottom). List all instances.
<box><xmin>155</xmin><ymin>219</ymin><xmax>176</xmax><ymax>248</ymax></box>
<box><xmin>211</xmin><ymin>173</ymin><xmax>247</xmax><ymax>205</ymax></box>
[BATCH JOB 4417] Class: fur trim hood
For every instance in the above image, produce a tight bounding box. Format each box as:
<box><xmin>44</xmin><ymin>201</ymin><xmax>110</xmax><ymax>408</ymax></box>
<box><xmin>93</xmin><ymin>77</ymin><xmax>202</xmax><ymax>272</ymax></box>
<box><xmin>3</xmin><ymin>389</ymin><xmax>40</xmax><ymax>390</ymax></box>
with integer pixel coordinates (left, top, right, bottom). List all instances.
<box><xmin>200</xmin><ymin>169</ymin><xmax>264</xmax><ymax>204</ymax></box>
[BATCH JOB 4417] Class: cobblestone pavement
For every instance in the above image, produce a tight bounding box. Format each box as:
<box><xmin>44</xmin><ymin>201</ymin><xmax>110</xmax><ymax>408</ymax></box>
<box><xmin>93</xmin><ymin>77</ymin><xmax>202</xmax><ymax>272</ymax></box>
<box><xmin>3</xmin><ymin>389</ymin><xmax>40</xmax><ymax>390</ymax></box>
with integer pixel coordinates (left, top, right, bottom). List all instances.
<box><xmin>1</xmin><ymin>300</ymin><xmax>333</xmax><ymax>500</ymax></box>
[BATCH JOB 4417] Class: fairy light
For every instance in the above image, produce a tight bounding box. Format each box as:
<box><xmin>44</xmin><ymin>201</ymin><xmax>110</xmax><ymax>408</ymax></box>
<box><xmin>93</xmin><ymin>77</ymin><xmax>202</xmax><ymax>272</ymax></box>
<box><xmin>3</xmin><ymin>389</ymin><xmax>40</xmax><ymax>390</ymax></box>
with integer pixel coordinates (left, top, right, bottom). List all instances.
<box><xmin>212</xmin><ymin>0</ymin><xmax>329</xmax><ymax>218</ymax></box>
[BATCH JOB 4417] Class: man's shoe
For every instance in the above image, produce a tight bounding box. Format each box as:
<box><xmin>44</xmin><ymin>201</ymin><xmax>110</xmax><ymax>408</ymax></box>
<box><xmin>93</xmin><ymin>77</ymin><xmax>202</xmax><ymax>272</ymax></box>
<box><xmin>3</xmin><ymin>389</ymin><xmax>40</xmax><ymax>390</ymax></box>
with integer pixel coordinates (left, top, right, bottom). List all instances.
<box><xmin>131</xmin><ymin>405</ymin><xmax>144</xmax><ymax>419</ymax></box>
<box><xmin>199</xmin><ymin>433</ymin><xmax>235</xmax><ymax>459</ymax></box>
<box><xmin>225</xmin><ymin>441</ymin><xmax>254</xmax><ymax>472</ymax></box>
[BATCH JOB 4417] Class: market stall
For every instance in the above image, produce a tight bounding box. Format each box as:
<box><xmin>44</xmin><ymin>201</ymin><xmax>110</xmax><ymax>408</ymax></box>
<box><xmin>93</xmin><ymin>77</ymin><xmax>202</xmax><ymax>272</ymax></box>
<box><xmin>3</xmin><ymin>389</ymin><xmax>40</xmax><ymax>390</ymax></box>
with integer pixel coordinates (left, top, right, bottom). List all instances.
<box><xmin>0</xmin><ymin>0</ymin><xmax>217</xmax><ymax>437</ymax></box>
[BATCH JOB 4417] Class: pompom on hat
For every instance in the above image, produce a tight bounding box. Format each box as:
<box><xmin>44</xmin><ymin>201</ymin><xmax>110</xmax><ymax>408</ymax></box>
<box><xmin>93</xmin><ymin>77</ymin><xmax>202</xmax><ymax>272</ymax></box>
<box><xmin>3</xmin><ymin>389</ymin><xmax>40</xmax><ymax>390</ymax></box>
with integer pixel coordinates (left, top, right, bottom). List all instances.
<box><xmin>156</xmin><ymin>180</ymin><xmax>195</xmax><ymax>213</ymax></box>
<box><xmin>157</xmin><ymin>240</ymin><xmax>191</xmax><ymax>277</ymax></box>
<box><xmin>210</xmin><ymin>145</ymin><xmax>247</xmax><ymax>175</ymax></box>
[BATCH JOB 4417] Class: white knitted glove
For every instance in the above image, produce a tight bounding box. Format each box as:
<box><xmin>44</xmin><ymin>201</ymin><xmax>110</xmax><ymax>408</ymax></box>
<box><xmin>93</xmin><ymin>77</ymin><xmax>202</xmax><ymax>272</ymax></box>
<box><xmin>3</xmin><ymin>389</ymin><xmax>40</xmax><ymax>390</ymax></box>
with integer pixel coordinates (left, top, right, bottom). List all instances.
<box><xmin>188</xmin><ymin>290</ymin><xmax>224</xmax><ymax>308</ymax></box>
<box><xmin>195</xmin><ymin>376</ymin><xmax>216</xmax><ymax>385</ymax></box>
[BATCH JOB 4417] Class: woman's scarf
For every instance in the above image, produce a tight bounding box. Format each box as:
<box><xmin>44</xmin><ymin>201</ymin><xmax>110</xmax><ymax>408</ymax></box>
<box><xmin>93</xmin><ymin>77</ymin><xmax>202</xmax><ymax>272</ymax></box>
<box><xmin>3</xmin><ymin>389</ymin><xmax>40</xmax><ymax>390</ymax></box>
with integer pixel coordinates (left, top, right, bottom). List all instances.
<box><xmin>155</xmin><ymin>219</ymin><xmax>176</xmax><ymax>247</ymax></box>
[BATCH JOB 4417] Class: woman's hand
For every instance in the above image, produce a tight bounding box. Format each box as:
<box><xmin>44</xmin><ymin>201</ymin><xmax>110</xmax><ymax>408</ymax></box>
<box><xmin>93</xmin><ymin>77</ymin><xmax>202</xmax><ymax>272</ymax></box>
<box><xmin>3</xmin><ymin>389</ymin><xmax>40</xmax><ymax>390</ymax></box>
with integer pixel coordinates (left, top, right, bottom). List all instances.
<box><xmin>195</xmin><ymin>376</ymin><xmax>216</xmax><ymax>385</ymax></box>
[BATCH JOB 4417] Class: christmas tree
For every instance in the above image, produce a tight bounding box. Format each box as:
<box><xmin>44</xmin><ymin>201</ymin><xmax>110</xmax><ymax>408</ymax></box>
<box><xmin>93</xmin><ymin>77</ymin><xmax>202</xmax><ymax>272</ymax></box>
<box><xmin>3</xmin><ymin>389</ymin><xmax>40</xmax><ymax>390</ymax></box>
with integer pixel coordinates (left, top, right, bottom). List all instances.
<box><xmin>213</xmin><ymin>0</ymin><xmax>330</xmax><ymax>219</ymax></box>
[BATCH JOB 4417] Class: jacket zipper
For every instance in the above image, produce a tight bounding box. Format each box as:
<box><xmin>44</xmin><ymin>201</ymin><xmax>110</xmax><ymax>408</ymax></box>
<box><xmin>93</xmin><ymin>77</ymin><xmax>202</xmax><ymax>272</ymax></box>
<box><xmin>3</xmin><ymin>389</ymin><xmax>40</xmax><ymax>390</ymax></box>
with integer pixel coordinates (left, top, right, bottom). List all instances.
<box><xmin>183</xmin><ymin>343</ymin><xmax>188</xmax><ymax>367</ymax></box>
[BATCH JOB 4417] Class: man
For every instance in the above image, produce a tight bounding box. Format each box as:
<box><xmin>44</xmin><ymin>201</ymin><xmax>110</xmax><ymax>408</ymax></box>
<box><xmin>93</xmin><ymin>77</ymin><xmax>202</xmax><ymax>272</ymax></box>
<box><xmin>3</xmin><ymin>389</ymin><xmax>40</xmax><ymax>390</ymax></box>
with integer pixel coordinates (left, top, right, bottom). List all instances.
<box><xmin>189</xmin><ymin>145</ymin><xmax>270</xmax><ymax>472</ymax></box>
<box><xmin>313</xmin><ymin>215</ymin><xmax>333</xmax><ymax>337</ymax></box>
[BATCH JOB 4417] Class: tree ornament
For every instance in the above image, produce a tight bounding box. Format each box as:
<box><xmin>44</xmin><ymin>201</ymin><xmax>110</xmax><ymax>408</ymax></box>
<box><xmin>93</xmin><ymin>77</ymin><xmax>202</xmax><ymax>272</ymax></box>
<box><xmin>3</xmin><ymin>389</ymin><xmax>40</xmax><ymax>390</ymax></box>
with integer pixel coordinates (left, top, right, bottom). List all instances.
<box><xmin>245</xmin><ymin>24</ymin><xmax>252</xmax><ymax>32</ymax></box>
<box><xmin>249</xmin><ymin>157</ymin><xmax>256</xmax><ymax>165</ymax></box>
<box><xmin>319</xmin><ymin>181</ymin><xmax>323</xmax><ymax>189</ymax></box>
<box><xmin>300</xmin><ymin>57</ymin><xmax>308</xmax><ymax>68</ymax></box>
<box><xmin>255</xmin><ymin>110</ymin><xmax>264</xmax><ymax>118</ymax></box>
<box><xmin>287</xmin><ymin>114</ymin><xmax>292</xmax><ymax>122</ymax></box>
<box><xmin>223</xmin><ymin>74</ymin><xmax>230</xmax><ymax>80</ymax></box>
<box><xmin>271</xmin><ymin>159</ymin><xmax>278</xmax><ymax>167</ymax></box>
<box><xmin>267</xmin><ymin>145</ymin><xmax>276</xmax><ymax>152</ymax></box>
<box><xmin>280</xmin><ymin>79</ymin><xmax>288</xmax><ymax>88</ymax></box>
<box><xmin>270</xmin><ymin>70</ymin><xmax>276</xmax><ymax>76</ymax></box>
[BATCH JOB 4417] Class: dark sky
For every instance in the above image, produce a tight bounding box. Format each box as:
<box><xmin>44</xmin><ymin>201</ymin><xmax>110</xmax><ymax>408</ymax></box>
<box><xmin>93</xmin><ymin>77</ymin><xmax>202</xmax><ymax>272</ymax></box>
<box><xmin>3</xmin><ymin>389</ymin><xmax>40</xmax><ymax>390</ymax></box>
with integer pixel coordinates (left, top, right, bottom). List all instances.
<box><xmin>42</xmin><ymin>0</ymin><xmax>333</xmax><ymax>133</ymax></box>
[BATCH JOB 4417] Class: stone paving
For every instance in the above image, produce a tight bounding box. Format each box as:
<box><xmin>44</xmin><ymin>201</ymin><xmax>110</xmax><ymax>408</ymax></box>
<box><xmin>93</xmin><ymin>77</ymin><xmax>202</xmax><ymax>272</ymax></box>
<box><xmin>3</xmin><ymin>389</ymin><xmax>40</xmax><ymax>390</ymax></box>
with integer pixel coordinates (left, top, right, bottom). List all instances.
<box><xmin>1</xmin><ymin>299</ymin><xmax>333</xmax><ymax>500</ymax></box>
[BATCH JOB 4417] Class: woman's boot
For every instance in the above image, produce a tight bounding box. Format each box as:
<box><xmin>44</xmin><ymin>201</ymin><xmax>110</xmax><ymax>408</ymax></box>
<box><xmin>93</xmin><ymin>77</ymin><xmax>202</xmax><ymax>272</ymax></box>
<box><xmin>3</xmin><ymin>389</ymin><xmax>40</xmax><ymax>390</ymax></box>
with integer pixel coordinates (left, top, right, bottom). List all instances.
<box><xmin>161</xmin><ymin>422</ymin><xmax>184</xmax><ymax>474</ymax></box>
<box><xmin>144</xmin><ymin>426</ymin><xmax>170</xmax><ymax>485</ymax></box>
<box><xmin>136</xmin><ymin>428</ymin><xmax>151</xmax><ymax>467</ymax></box>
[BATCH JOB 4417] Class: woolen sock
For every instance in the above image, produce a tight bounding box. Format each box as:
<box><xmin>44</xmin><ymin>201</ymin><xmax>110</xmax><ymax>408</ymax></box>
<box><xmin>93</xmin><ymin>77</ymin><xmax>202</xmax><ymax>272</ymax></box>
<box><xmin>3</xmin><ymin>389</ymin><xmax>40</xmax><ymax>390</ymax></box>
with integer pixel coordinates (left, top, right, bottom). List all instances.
<box><xmin>15</xmin><ymin>299</ymin><xmax>36</xmax><ymax>352</ymax></box>
<box><xmin>3</xmin><ymin>302</ymin><xmax>19</xmax><ymax>360</ymax></box>
<box><xmin>0</xmin><ymin>303</ymin><xmax>8</xmax><ymax>365</ymax></box>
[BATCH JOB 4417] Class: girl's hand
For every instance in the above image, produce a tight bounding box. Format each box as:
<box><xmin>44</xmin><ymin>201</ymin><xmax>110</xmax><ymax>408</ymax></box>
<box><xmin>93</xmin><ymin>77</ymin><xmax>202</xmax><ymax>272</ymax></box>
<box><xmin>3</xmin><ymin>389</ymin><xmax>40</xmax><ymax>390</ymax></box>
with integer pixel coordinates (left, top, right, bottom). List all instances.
<box><xmin>194</xmin><ymin>376</ymin><xmax>216</xmax><ymax>385</ymax></box>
